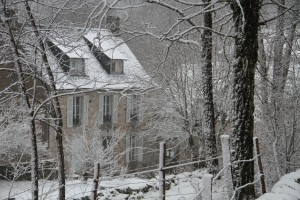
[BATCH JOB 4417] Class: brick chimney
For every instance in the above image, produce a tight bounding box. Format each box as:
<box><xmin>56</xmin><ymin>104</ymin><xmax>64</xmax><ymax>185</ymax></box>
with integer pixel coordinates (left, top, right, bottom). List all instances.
<box><xmin>106</xmin><ymin>16</ymin><xmax>120</xmax><ymax>33</ymax></box>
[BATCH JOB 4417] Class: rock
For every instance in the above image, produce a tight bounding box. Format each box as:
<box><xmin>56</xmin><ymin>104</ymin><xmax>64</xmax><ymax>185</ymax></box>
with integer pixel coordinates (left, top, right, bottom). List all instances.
<box><xmin>116</xmin><ymin>187</ymin><xmax>133</xmax><ymax>194</ymax></box>
<box><xmin>115</xmin><ymin>183</ymin><xmax>154</xmax><ymax>195</ymax></box>
<box><xmin>72</xmin><ymin>196</ymin><xmax>90</xmax><ymax>200</ymax></box>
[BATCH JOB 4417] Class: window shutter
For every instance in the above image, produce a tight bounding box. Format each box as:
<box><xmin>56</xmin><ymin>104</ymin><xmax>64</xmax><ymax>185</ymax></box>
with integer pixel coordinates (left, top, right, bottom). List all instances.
<box><xmin>138</xmin><ymin>94</ymin><xmax>144</xmax><ymax>122</ymax></box>
<box><xmin>112</xmin><ymin>95</ymin><xmax>119</xmax><ymax>124</ymax></box>
<box><xmin>99</xmin><ymin>95</ymin><xmax>104</xmax><ymax>124</ymax></box>
<box><xmin>126</xmin><ymin>134</ymin><xmax>130</xmax><ymax>163</ymax></box>
<box><xmin>126</xmin><ymin>95</ymin><xmax>131</xmax><ymax>123</ymax></box>
<box><xmin>138</xmin><ymin>134</ymin><xmax>143</xmax><ymax>162</ymax></box>
<box><xmin>83</xmin><ymin>96</ymin><xmax>89</xmax><ymax>125</ymax></box>
<box><xmin>67</xmin><ymin>96</ymin><xmax>73</xmax><ymax>128</ymax></box>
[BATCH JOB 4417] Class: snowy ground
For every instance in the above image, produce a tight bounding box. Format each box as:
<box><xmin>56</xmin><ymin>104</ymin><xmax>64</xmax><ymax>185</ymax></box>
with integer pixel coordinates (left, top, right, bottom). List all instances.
<box><xmin>0</xmin><ymin>169</ymin><xmax>227</xmax><ymax>200</ymax></box>
<box><xmin>2</xmin><ymin>168</ymin><xmax>299</xmax><ymax>200</ymax></box>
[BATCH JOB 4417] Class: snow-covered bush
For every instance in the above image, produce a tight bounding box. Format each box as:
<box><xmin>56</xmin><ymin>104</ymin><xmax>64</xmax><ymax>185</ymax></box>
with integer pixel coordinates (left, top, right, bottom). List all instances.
<box><xmin>0</xmin><ymin>100</ymin><xmax>49</xmax><ymax>180</ymax></box>
<box><xmin>66</xmin><ymin>124</ymin><xmax>125</xmax><ymax>176</ymax></box>
<box><xmin>0</xmin><ymin>100</ymin><xmax>31</xmax><ymax>164</ymax></box>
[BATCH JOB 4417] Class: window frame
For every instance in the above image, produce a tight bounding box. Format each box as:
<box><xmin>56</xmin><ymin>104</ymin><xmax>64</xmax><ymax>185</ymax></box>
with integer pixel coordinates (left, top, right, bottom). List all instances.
<box><xmin>103</xmin><ymin>95</ymin><xmax>112</xmax><ymax>124</ymax></box>
<box><xmin>130</xmin><ymin>95</ymin><xmax>140</xmax><ymax>122</ymax></box>
<box><xmin>69</xmin><ymin>58</ymin><xmax>85</xmax><ymax>75</ymax></box>
<box><xmin>129</xmin><ymin>134</ymin><xmax>138</xmax><ymax>161</ymax></box>
<box><xmin>166</xmin><ymin>148</ymin><xmax>175</xmax><ymax>158</ymax></box>
<box><xmin>73</xmin><ymin>96</ymin><xmax>83</xmax><ymax>126</ymax></box>
<box><xmin>110</xmin><ymin>59</ymin><xmax>124</xmax><ymax>75</ymax></box>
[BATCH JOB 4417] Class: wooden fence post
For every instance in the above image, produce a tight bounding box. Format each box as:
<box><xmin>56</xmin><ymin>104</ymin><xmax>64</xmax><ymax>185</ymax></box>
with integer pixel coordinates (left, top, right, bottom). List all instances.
<box><xmin>253</xmin><ymin>137</ymin><xmax>266</xmax><ymax>194</ymax></box>
<box><xmin>201</xmin><ymin>174</ymin><xmax>213</xmax><ymax>200</ymax></box>
<box><xmin>159</xmin><ymin>142</ymin><xmax>166</xmax><ymax>200</ymax></box>
<box><xmin>221</xmin><ymin>135</ymin><xmax>234</xmax><ymax>199</ymax></box>
<box><xmin>91</xmin><ymin>162</ymin><xmax>100</xmax><ymax>200</ymax></box>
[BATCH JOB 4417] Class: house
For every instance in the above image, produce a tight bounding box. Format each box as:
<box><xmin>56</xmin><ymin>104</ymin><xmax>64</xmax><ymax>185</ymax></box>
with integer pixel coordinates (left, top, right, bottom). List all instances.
<box><xmin>46</xmin><ymin>23</ymin><xmax>156</xmax><ymax>174</ymax></box>
<box><xmin>0</xmin><ymin>10</ymin><xmax>158</xmax><ymax>176</ymax></box>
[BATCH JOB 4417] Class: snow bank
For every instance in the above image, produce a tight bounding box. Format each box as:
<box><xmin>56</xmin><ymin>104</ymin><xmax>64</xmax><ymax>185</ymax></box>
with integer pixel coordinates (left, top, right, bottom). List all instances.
<box><xmin>256</xmin><ymin>193</ymin><xmax>298</xmax><ymax>200</ymax></box>
<box><xmin>257</xmin><ymin>169</ymin><xmax>300</xmax><ymax>200</ymax></box>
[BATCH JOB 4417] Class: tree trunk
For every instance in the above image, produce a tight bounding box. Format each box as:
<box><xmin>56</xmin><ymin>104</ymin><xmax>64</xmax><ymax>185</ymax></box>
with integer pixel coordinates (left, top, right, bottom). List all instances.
<box><xmin>272</xmin><ymin>0</ymin><xmax>285</xmax><ymax>99</ymax></box>
<box><xmin>24</xmin><ymin>2</ymin><xmax>66</xmax><ymax>199</ymax></box>
<box><xmin>201</xmin><ymin>0</ymin><xmax>218</xmax><ymax>174</ymax></box>
<box><xmin>258</xmin><ymin>36</ymin><xmax>269</xmax><ymax>119</ymax></box>
<box><xmin>270</xmin><ymin>1</ymin><xmax>286</xmax><ymax>177</ymax></box>
<box><xmin>230</xmin><ymin>0</ymin><xmax>259</xmax><ymax>199</ymax></box>
<box><xmin>2</xmin><ymin>7</ymin><xmax>39</xmax><ymax>200</ymax></box>
<box><xmin>270</xmin><ymin>0</ymin><xmax>298</xmax><ymax>175</ymax></box>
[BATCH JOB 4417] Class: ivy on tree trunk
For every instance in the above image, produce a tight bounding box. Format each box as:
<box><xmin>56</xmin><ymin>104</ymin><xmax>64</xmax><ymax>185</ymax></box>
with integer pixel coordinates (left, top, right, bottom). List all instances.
<box><xmin>230</xmin><ymin>0</ymin><xmax>259</xmax><ymax>199</ymax></box>
<box><xmin>201</xmin><ymin>0</ymin><xmax>218</xmax><ymax>174</ymax></box>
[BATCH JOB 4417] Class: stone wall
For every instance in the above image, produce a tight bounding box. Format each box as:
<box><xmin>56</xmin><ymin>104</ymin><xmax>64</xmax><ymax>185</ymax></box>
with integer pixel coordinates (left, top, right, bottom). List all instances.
<box><xmin>49</xmin><ymin>91</ymin><xmax>155</xmax><ymax>174</ymax></box>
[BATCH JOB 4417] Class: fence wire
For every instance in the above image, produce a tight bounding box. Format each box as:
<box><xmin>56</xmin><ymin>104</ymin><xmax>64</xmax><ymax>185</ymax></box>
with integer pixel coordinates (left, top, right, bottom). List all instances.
<box><xmin>2</xmin><ymin>136</ymin><xmax>266</xmax><ymax>200</ymax></box>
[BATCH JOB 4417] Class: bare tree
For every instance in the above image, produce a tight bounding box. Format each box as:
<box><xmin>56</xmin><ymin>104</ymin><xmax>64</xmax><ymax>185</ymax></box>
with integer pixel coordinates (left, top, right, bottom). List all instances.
<box><xmin>23</xmin><ymin>1</ymin><xmax>66</xmax><ymax>198</ymax></box>
<box><xmin>143</xmin><ymin>46</ymin><xmax>204</xmax><ymax>164</ymax></box>
<box><xmin>256</xmin><ymin>0</ymin><xmax>300</xmax><ymax>186</ymax></box>
<box><xmin>125</xmin><ymin>0</ymin><xmax>222</xmax><ymax>172</ymax></box>
<box><xmin>1</xmin><ymin>4</ymin><xmax>40</xmax><ymax>198</ymax></box>
<box><xmin>0</xmin><ymin>1</ymin><xmax>68</xmax><ymax>199</ymax></box>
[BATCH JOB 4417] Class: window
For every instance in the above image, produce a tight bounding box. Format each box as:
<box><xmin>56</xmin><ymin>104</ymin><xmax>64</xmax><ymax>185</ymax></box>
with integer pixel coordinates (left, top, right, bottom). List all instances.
<box><xmin>166</xmin><ymin>149</ymin><xmax>175</xmax><ymax>158</ymax></box>
<box><xmin>73</xmin><ymin>96</ymin><xmax>83</xmax><ymax>126</ymax></box>
<box><xmin>130</xmin><ymin>95</ymin><xmax>140</xmax><ymax>122</ymax></box>
<box><xmin>102</xmin><ymin>136</ymin><xmax>112</xmax><ymax>149</ymax></box>
<box><xmin>103</xmin><ymin>95</ymin><xmax>112</xmax><ymax>123</ymax></box>
<box><xmin>67</xmin><ymin>95</ymin><xmax>89</xmax><ymax>128</ymax></box>
<box><xmin>99</xmin><ymin>95</ymin><xmax>118</xmax><ymax>125</ymax></box>
<box><xmin>126</xmin><ymin>134</ymin><xmax>143</xmax><ymax>163</ymax></box>
<box><xmin>111</xmin><ymin>59</ymin><xmax>123</xmax><ymax>74</ymax></box>
<box><xmin>126</xmin><ymin>95</ymin><xmax>143</xmax><ymax>123</ymax></box>
<box><xmin>128</xmin><ymin>135</ymin><xmax>138</xmax><ymax>161</ymax></box>
<box><xmin>70</xmin><ymin>58</ymin><xmax>85</xmax><ymax>75</ymax></box>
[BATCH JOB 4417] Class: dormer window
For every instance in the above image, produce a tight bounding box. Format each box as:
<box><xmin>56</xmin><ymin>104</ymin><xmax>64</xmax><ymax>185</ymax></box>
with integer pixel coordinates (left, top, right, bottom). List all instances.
<box><xmin>70</xmin><ymin>58</ymin><xmax>85</xmax><ymax>76</ymax></box>
<box><xmin>111</xmin><ymin>59</ymin><xmax>123</xmax><ymax>75</ymax></box>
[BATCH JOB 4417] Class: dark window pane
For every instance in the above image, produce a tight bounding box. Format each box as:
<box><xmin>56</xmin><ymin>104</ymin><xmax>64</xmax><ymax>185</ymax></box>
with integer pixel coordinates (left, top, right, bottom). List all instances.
<box><xmin>102</xmin><ymin>136</ymin><xmax>112</xmax><ymax>149</ymax></box>
<box><xmin>103</xmin><ymin>95</ymin><xmax>112</xmax><ymax>123</ymax></box>
<box><xmin>110</xmin><ymin>60</ymin><xmax>123</xmax><ymax>75</ymax></box>
<box><xmin>130</xmin><ymin>95</ymin><xmax>140</xmax><ymax>122</ymax></box>
<box><xmin>70</xmin><ymin>58</ymin><xmax>85</xmax><ymax>75</ymax></box>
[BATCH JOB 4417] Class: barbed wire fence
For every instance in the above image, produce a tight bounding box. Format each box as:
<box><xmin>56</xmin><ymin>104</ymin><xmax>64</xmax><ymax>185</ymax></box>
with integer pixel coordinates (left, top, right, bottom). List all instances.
<box><xmin>80</xmin><ymin>134</ymin><xmax>265</xmax><ymax>200</ymax></box>
<box><xmin>3</xmin><ymin>135</ymin><xmax>266</xmax><ymax>200</ymax></box>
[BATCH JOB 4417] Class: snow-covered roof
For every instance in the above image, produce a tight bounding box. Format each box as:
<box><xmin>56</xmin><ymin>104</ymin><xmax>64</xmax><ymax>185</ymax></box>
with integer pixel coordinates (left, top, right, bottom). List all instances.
<box><xmin>85</xmin><ymin>31</ymin><xmax>127</xmax><ymax>60</ymax></box>
<box><xmin>50</xmin><ymin>38</ymin><xmax>90</xmax><ymax>59</ymax></box>
<box><xmin>48</xmin><ymin>29</ymin><xmax>150</xmax><ymax>91</ymax></box>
